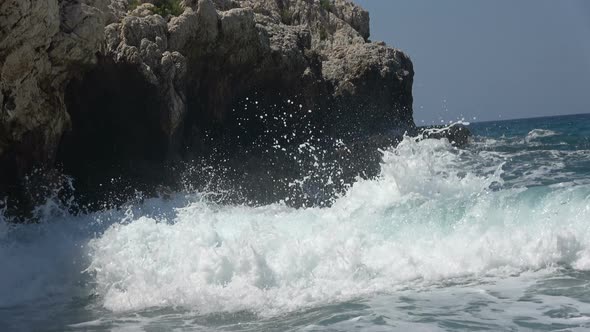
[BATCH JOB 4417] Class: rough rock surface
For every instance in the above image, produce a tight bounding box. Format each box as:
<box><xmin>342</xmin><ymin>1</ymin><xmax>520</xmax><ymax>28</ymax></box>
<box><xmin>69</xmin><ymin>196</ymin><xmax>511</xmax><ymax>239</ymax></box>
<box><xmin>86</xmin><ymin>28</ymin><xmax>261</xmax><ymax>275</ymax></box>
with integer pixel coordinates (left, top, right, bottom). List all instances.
<box><xmin>0</xmin><ymin>0</ymin><xmax>416</xmax><ymax>217</ymax></box>
<box><xmin>0</xmin><ymin>0</ymin><xmax>116</xmax><ymax>213</ymax></box>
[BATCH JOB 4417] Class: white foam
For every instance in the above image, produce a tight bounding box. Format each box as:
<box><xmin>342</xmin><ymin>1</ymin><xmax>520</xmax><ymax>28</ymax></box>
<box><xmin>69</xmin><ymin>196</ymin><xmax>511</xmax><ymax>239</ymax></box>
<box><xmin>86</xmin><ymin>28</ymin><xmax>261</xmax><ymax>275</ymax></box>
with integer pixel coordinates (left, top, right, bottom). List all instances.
<box><xmin>92</xmin><ymin>189</ymin><xmax>590</xmax><ymax>314</ymax></box>
<box><xmin>82</xmin><ymin>137</ymin><xmax>590</xmax><ymax>315</ymax></box>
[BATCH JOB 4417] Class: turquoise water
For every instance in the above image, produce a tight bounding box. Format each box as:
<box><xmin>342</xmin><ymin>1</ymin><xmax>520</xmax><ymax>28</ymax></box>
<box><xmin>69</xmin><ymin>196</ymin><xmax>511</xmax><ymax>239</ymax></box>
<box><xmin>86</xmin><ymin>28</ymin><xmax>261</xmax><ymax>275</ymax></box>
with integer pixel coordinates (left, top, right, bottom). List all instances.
<box><xmin>1</xmin><ymin>113</ymin><xmax>590</xmax><ymax>331</ymax></box>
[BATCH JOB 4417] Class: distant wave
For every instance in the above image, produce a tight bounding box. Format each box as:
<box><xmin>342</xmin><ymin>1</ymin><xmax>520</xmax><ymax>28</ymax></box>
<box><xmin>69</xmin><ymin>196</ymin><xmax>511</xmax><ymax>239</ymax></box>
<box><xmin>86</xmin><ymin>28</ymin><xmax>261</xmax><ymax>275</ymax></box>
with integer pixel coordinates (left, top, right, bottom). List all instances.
<box><xmin>525</xmin><ymin>129</ymin><xmax>559</xmax><ymax>142</ymax></box>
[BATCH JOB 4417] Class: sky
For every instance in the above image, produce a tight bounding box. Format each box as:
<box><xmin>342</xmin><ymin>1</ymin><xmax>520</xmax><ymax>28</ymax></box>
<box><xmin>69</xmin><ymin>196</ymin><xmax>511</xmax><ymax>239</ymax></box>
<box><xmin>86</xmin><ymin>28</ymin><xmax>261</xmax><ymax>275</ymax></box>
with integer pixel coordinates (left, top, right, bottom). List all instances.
<box><xmin>354</xmin><ymin>0</ymin><xmax>590</xmax><ymax>124</ymax></box>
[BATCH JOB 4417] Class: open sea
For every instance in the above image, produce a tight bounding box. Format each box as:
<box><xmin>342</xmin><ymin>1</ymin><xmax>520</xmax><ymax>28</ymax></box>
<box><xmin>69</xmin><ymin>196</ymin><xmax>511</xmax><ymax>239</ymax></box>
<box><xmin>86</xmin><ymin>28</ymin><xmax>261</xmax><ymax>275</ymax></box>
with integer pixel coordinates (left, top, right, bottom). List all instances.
<box><xmin>1</xmin><ymin>113</ymin><xmax>590</xmax><ymax>331</ymax></box>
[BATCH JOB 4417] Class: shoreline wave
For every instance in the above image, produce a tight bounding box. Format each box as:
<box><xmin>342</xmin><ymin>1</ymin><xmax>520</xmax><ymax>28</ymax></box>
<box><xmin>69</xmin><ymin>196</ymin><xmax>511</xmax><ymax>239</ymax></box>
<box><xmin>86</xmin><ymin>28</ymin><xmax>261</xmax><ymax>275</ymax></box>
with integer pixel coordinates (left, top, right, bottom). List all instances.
<box><xmin>1</xmin><ymin>129</ymin><xmax>589</xmax><ymax>319</ymax></box>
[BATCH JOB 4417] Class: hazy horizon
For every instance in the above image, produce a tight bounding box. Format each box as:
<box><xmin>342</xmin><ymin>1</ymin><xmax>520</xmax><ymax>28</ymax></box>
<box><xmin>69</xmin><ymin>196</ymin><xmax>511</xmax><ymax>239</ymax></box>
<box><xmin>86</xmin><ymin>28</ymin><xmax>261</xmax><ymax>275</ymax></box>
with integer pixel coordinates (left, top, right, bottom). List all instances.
<box><xmin>355</xmin><ymin>0</ymin><xmax>590</xmax><ymax>124</ymax></box>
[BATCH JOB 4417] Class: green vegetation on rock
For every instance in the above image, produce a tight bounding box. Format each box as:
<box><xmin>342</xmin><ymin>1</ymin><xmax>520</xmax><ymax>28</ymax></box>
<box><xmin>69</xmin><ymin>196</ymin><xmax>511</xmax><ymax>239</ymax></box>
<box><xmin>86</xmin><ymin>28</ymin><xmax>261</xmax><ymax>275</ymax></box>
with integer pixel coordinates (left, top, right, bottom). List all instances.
<box><xmin>319</xmin><ymin>0</ymin><xmax>333</xmax><ymax>12</ymax></box>
<box><xmin>153</xmin><ymin>0</ymin><xmax>183</xmax><ymax>17</ymax></box>
<box><xmin>129</xmin><ymin>0</ymin><xmax>184</xmax><ymax>17</ymax></box>
<box><xmin>280</xmin><ymin>8</ymin><xmax>293</xmax><ymax>24</ymax></box>
<box><xmin>319</xmin><ymin>26</ymin><xmax>328</xmax><ymax>40</ymax></box>
<box><xmin>128</xmin><ymin>0</ymin><xmax>140</xmax><ymax>10</ymax></box>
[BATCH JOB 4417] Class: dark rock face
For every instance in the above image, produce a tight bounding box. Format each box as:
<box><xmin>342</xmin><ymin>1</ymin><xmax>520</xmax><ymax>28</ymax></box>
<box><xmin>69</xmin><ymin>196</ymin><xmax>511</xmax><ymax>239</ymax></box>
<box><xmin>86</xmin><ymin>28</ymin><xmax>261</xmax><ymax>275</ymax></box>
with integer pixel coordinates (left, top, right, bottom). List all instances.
<box><xmin>0</xmin><ymin>0</ymin><xmax>417</xmax><ymax>217</ymax></box>
<box><xmin>0</xmin><ymin>0</ymin><xmax>116</xmax><ymax>217</ymax></box>
<box><xmin>418</xmin><ymin>124</ymin><xmax>472</xmax><ymax>148</ymax></box>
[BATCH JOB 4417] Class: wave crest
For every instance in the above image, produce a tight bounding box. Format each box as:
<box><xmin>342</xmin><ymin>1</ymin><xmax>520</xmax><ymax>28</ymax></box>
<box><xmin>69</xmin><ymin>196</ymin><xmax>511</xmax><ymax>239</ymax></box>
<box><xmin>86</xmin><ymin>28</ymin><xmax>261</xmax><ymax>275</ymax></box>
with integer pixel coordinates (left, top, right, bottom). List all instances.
<box><xmin>525</xmin><ymin>129</ymin><xmax>559</xmax><ymax>142</ymax></box>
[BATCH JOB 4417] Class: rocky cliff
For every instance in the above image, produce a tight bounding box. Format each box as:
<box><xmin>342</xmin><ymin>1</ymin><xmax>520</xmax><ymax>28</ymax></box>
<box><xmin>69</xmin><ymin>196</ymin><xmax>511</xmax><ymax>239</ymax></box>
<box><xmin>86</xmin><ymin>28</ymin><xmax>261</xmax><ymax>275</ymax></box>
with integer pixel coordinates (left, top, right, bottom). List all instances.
<box><xmin>0</xmin><ymin>0</ymin><xmax>415</xmax><ymax>217</ymax></box>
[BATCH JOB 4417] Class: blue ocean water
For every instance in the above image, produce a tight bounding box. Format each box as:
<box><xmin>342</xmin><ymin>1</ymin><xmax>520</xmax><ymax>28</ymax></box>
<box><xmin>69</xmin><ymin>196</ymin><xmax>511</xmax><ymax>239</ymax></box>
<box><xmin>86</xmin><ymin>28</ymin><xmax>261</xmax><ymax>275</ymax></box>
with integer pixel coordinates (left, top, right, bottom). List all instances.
<box><xmin>1</xmin><ymin>113</ymin><xmax>589</xmax><ymax>331</ymax></box>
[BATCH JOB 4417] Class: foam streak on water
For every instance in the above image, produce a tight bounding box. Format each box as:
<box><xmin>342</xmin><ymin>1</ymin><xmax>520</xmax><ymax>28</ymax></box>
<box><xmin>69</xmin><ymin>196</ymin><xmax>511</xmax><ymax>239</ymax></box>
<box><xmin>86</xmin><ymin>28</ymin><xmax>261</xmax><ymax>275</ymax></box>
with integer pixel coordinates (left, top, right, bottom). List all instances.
<box><xmin>1</xmin><ymin>114</ymin><xmax>590</xmax><ymax>331</ymax></box>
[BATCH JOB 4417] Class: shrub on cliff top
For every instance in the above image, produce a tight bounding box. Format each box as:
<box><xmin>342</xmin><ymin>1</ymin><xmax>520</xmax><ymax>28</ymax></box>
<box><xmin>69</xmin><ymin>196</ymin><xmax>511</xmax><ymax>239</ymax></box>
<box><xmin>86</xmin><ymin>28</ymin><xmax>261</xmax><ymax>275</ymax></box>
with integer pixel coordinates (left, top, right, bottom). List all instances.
<box><xmin>319</xmin><ymin>0</ymin><xmax>333</xmax><ymax>12</ymax></box>
<box><xmin>128</xmin><ymin>0</ymin><xmax>141</xmax><ymax>10</ymax></box>
<box><xmin>128</xmin><ymin>0</ymin><xmax>184</xmax><ymax>17</ymax></box>
<box><xmin>152</xmin><ymin>0</ymin><xmax>183</xmax><ymax>17</ymax></box>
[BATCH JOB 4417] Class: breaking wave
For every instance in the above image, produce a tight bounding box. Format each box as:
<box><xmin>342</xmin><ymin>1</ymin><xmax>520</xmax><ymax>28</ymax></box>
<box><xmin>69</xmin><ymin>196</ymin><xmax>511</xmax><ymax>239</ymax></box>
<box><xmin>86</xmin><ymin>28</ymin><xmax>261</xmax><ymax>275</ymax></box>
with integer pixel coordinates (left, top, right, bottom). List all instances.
<box><xmin>2</xmin><ymin>134</ymin><xmax>589</xmax><ymax>318</ymax></box>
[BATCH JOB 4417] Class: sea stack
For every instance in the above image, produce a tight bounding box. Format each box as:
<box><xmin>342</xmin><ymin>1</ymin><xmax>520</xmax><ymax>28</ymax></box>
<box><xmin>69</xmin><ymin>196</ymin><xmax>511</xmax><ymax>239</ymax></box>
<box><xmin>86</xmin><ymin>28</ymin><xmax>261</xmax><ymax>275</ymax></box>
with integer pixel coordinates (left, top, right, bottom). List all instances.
<box><xmin>0</xmin><ymin>0</ymin><xmax>415</xmax><ymax>216</ymax></box>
